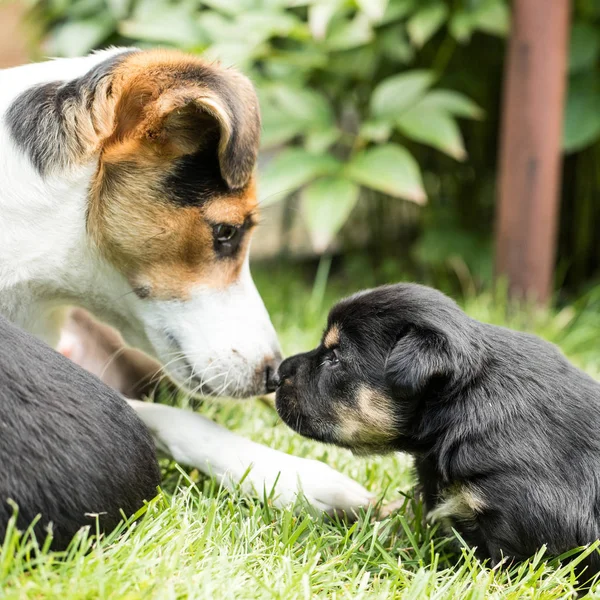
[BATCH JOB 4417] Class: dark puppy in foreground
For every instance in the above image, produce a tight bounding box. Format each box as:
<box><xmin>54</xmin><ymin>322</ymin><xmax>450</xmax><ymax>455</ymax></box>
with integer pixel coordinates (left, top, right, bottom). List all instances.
<box><xmin>276</xmin><ymin>283</ymin><xmax>600</xmax><ymax>582</ymax></box>
<box><xmin>0</xmin><ymin>315</ymin><xmax>160</xmax><ymax>549</ymax></box>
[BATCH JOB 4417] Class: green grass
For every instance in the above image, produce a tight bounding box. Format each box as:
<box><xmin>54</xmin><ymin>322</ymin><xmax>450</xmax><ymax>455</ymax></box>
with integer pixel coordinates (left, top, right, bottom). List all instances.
<box><xmin>3</xmin><ymin>260</ymin><xmax>600</xmax><ymax>599</ymax></box>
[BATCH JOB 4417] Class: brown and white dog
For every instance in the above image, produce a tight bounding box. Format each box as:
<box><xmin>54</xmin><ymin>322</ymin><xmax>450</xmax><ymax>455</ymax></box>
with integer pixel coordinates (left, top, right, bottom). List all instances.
<box><xmin>0</xmin><ymin>48</ymin><xmax>371</xmax><ymax>513</ymax></box>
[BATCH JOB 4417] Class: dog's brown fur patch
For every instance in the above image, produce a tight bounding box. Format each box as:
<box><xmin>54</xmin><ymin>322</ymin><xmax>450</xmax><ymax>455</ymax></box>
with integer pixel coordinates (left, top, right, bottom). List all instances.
<box><xmin>84</xmin><ymin>49</ymin><xmax>261</xmax><ymax>299</ymax></box>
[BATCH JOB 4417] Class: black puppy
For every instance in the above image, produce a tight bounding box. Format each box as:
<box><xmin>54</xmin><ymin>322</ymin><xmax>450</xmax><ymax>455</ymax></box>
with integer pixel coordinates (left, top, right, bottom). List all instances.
<box><xmin>0</xmin><ymin>315</ymin><xmax>160</xmax><ymax>549</ymax></box>
<box><xmin>275</xmin><ymin>283</ymin><xmax>600</xmax><ymax>580</ymax></box>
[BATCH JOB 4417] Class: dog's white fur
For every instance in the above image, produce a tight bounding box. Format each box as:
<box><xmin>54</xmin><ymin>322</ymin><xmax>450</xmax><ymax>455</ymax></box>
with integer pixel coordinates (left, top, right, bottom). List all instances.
<box><xmin>0</xmin><ymin>50</ymin><xmax>372</xmax><ymax>513</ymax></box>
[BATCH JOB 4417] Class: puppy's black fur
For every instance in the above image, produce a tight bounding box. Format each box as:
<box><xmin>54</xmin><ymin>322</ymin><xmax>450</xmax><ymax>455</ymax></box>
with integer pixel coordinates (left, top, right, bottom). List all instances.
<box><xmin>0</xmin><ymin>315</ymin><xmax>160</xmax><ymax>549</ymax></box>
<box><xmin>276</xmin><ymin>283</ymin><xmax>600</xmax><ymax>581</ymax></box>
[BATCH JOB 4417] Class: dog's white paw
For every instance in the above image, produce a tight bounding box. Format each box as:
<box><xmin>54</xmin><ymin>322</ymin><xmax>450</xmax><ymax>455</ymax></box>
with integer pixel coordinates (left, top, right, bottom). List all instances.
<box><xmin>245</xmin><ymin>454</ymin><xmax>374</xmax><ymax>514</ymax></box>
<box><xmin>127</xmin><ymin>401</ymin><xmax>373</xmax><ymax>515</ymax></box>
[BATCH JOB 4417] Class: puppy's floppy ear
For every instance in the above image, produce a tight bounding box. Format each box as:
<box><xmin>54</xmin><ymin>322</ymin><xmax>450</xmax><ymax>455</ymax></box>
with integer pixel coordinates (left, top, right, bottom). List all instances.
<box><xmin>106</xmin><ymin>56</ymin><xmax>260</xmax><ymax>190</ymax></box>
<box><xmin>384</xmin><ymin>328</ymin><xmax>454</xmax><ymax>395</ymax></box>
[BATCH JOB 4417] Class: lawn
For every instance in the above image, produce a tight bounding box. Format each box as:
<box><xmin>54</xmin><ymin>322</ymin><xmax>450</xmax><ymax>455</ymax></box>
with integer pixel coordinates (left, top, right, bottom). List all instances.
<box><xmin>2</xmin><ymin>259</ymin><xmax>600</xmax><ymax>599</ymax></box>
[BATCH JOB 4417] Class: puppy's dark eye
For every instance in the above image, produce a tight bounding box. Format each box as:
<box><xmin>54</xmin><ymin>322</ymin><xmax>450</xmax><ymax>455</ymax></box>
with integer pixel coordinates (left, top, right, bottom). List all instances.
<box><xmin>215</xmin><ymin>224</ymin><xmax>238</xmax><ymax>243</ymax></box>
<box><xmin>327</xmin><ymin>348</ymin><xmax>341</xmax><ymax>365</ymax></box>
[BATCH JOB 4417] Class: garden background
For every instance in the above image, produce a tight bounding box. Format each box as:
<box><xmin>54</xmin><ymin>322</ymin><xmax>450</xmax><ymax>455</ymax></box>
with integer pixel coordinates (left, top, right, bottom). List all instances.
<box><xmin>2</xmin><ymin>1</ymin><xmax>600</xmax><ymax>598</ymax></box>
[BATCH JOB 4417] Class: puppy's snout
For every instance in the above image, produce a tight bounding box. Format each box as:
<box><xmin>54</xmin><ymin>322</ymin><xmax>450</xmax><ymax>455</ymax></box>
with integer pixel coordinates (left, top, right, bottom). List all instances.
<box><xmin>275</xmin><ymin>355</ymin><xmax>302</xmax><ymax>386</ymax></box>
<box><xmin>263</xmin><ymin>354</ymin><xmax>283</xmax><ymax>393</ymax></box>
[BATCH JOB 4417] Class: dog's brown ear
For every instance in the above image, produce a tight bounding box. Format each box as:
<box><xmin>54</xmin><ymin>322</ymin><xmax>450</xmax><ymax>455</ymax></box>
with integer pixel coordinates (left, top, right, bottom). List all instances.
<box><xmin>385</xmin><ymin>329</ymin><xmax>454</xmax><ymax>394</ymax></box>
<box><xmin>106</xmin><ymin>55</ymin><xmax>260</xmax><ymax>190</ymax></box>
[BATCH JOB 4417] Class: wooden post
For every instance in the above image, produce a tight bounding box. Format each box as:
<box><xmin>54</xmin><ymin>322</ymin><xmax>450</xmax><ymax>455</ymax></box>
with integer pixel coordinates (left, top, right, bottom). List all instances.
<box><xmin>495</xmin><ymin>0</ymin><xmax>571</xmax><ymax>303</ymax></box>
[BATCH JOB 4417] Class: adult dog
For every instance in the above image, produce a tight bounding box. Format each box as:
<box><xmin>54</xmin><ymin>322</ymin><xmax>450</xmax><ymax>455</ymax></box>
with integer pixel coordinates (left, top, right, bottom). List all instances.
<box><xmin>0</xmin><ymin>48</ymin><xmax>370</xmax><ymax>517</ymax></box>
<box><xmin>276</xmin><ymin>283</ymin><xmax>600</xmax><ymax>582</ymax></box>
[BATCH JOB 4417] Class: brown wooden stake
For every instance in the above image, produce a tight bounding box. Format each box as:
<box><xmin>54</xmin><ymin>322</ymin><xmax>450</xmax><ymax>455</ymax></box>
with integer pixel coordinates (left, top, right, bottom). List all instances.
<box><xmin>495</xmin><ymin>0</ymin><xmax>571</xmax><ymax>303</ymax></box>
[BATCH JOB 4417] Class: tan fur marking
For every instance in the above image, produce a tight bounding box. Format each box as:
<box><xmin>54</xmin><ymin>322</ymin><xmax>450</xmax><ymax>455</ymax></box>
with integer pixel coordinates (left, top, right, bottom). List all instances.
<box><xmin>336</xmin><ymin>385</ymin><xmax>397</xmax><ymax>446</ymax></box>
<box><xmin>427</xmin><ymin>485</ymin><xmax>487</xmax><ymax>526</ymax></box>
<box><xmin>202</xmin><ymin>181</ymin><xmax>258</xmax><ymax>226</ymax></box>
<box><xmin>324</xmin><ymin>325</ymin><xmax>340</xmax><ymax>349</ymax></box>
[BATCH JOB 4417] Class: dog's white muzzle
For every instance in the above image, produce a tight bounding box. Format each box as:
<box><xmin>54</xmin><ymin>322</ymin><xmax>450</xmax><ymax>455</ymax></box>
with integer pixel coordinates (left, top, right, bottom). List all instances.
<box><xmin>135</xmin><ymin>264</ymin><xmax>281</xmax><ymax>398</ymax></box>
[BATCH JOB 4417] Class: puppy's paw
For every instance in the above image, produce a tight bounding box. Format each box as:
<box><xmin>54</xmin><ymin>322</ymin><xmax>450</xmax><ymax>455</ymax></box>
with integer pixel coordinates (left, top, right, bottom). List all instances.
<box><xmin>252</xmin><ymin>455</ymin><xmax>374</xmax><ymax>515</ymax></box>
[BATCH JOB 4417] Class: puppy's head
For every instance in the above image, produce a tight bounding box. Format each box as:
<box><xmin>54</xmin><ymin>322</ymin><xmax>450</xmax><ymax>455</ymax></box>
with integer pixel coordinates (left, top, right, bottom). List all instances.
<box><xmin>275</xmin><ymin>284</ymin><xmax>478</xmax><ymax>453</ymax></box>
<box><xmin>8</xmin><ymin>48</ymin><xmax>280</xmax><ymax>397</ymax></box>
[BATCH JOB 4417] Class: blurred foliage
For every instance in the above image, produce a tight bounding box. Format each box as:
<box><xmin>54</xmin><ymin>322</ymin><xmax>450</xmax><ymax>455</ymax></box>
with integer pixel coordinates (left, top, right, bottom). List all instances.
<box><xmin>23</xmin><ymin>0</ymin><xmax>600</xmax><ymax>292</ymax></box>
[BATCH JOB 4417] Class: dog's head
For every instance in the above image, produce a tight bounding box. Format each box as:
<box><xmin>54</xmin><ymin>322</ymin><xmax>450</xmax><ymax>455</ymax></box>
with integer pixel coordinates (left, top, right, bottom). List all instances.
<box><xmin>275</xmin><ymin>284</ymin><xmax>480</xmax><ymax>453</ymax></box>
<box><xmin>7</xmin><ymin>48</ymin><xmax>280</xmax><ymax>397</ymax></box>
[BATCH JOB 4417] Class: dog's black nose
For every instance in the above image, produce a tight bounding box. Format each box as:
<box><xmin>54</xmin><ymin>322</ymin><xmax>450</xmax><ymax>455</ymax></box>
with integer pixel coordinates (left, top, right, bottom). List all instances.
<box><xmin>265</xmin><ymin>364</ymin><xmax>281</xmax><ymax>393</ymax></box>
<box><xmin>263</xmin><ymin>353</ymin><xmax>283</xmax><ymax>393</ymax></box>
<box><xmin>266</xmin><ymin>365</ymin><xmax>281</xmax><ymax>392</ymax></box>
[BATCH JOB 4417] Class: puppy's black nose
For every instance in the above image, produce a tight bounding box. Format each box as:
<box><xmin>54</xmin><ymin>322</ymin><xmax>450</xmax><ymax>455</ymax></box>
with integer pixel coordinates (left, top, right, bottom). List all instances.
<box><xmin>276</xmin><ymin>354</ymin><xmax>302</xmax><ymax>384</ymax></box>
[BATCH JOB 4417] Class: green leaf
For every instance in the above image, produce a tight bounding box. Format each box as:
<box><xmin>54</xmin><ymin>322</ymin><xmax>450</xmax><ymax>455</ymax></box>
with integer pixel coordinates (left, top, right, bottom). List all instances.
<box><xmin>378</xmin><ymin>24</ymin><xmax>414</xmax><ymax>63</ymax></box>
<box><xmin>345</xmin><ymin>144</ymin><xmax>426</xmax><ymax>203</ymax></box>
<box><xmin>563</xmin><ymin>74</ymin><xmax>600</xmax><ymax>153</ymax></box>
<box><xmin>356</xmin><ymin>0</ymin><xmax>389</xmax><ymax>23</ymax></box>
<box><xmin>396</xmin><ymin>105</ymin><xmax>466</xmax><ymax>160</ymax></box>
<box><xmin>202</xmin><ymin>41</ymin><xmax>259</xmax><ymax>69</ymax></box>
<box><xmin>473</xmin><ymin>0</ymin><xmax>509</xmax><ymax>38</ymax></box>
<box><xmin>258</xmin><ymin>88</ymin><xmax>305</xmax><ymax>149</ymax></box>
<box><xmin>418</xmin><ymin>90</ymin><xmax>484</xmax><ymax>119</ymax></box>
<box><xmin>50</xmin><ymin>16</ymin><xmax>115</xmax><ymax>57</ymax></box>
<box><xmin>270</xmin><ymin>85</ymin><xmax>334</xmax><ymax>128</ymax></box>
<box><xmin>63</xmin><ymin>0</ymin><xmax>105</xmax><ymax>19</ymax></box>
<box><xmin>449</xmin><ymin>11</ymin><xmax>473</xmax><ymax>43</ymax></box>
<box><xmin>305</xmin><ymin>128</ymin><xmax>341</xmax><ymax>153</ymax></box>
<box><xmin>260</xmin><ymin>148</ymin><xmax>342</xmax><ymax>205</ymax></box>
<box><xmin>105</xmin><ymin>0</ymin><xmax>130</xmax><ymax>19</ymax></box>
<box><xmin>308</xmin><ymin>0</ymin><xmax>342</xmax><ymax>40</ymax></box>
<box><xmin>201</xmin><ymin>9</ymin><xmax>300</xmax><ymax>49</ymax></box>
<box><xmin>327</xmin><ymin>12</ymin><xmax>374</xmax><ymax>51</ymax></box>
<box><xmin>407</xmin><ymin>4</ymin><xmax>448</xmax><ymax>48</ymax></box>
<box><xmin>237</xmin><ymin>10</ymin><xmax>301</xmax><ymax>41</ymax></box>
<box><xmin>259</xmin><ymin>85</ymin><xmax>335</xmax><ymax>149</ymax></box>
<box><xmin>266</xmin><ymin>48</ymin><xmax>328</xmax><ymax>72</ymax></box>
<box><xmin>359</xmin><ymin>120</ymin><xmax>392</xmax><ymax>143</ymax></box>
<box><xmin>370</xmin><ymin>70</ymin><xmax>434</xmax><ymax>119</ymax></box>
<box><xmin>120</xmin><ymin>17</ymin><xmax>206</xmax><ymax>48</ymax></box>
<box><xmin>449</xmin><ymin>0</ymin><xmax>509</xmax><ymax>42</ymax></box>
<box><xmin>200</xmin><ymin>0</ymin><xmax>255</xmax><ymax>16</ymax></box>
<box><xmin>197</xmin><ymin>10</ymin><xmax>237</xmax><ymax>41</ymax></box>
<box><xmin>121</xmin><ymin>0</ymin><xmax>207</xmax><ymax>48</ymax></box>
<box><xmin>302</xmin><ymin>177</ymin><xmax>360</xmax><ymax>252</ymax></box>
<box><xmin>380</xmin><ymin>0</ymin><xmax>416</xmax><ymax>25</ymax></box>
<box><xmin>569</xmin><ymin>23</ymin><xmax>600</xmax><ymax>74</ymax></box>
<box><xmin>327</xmin><ymin>45</ymin><xmax>378</xmax><ymax>79</ymax></box>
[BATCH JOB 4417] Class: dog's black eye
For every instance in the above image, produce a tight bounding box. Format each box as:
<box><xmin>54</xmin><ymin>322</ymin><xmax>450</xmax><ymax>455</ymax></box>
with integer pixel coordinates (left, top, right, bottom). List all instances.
<box><xmin>215</xmin><ymin>224</ymin><xmax>238</xmax><ymax>243</ymax></box>
<box><xmin>213</xmin><ymin>223</ymin><xmax>243</xmax><ymax>258</ymax></box>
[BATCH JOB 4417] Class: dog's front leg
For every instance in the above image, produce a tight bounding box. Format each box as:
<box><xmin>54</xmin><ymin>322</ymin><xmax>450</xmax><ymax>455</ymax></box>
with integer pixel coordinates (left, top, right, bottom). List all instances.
<box><xmin>58</xmin><ymin>308</ymin><xmax>169</xmax><ymax>399</ymax></box>
<box><xmin>128</xmin><ymin>400</ymin><xmax>373</xmax><ymax>514</ymax></box>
